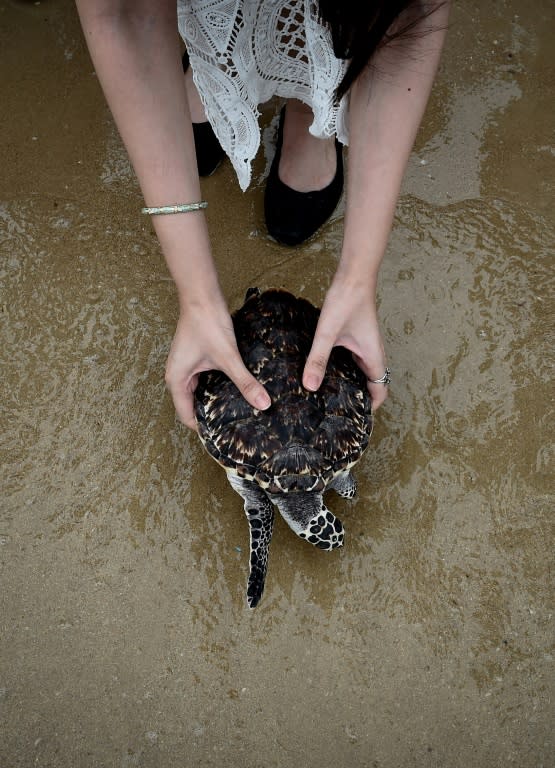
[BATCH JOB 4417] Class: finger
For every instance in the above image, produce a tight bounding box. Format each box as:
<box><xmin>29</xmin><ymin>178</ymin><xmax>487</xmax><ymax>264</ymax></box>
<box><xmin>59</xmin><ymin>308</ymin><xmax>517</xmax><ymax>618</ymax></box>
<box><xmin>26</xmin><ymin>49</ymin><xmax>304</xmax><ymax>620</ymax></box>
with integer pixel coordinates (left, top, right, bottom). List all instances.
<box><xmin>303</xmin><ymin>334</ymin><xmax>333</xmax><ymax>392</ymax></box>
<box><xmin>352</xmin><ymin>353</ymin><xmax>389</xmax><ymax>411</ymax></box>
<box><xmin>226</xmin><ymin>356</ymin><xmax>271</xmax><ymax>411</ymax></box>
<box><xmin>368</xmin><ymin>381</ymin><xmax>388</xmax><ymax>410</ymax></box>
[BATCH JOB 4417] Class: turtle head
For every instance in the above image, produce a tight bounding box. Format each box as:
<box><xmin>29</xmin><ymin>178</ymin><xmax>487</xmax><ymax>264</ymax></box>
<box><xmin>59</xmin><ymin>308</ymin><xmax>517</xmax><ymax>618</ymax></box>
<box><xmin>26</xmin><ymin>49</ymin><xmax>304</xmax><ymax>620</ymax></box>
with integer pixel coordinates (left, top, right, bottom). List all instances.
<box><xmin>245</xmin><ymin>286</ymin><xmax>261</xmax><ymax>302</ymax></box>
<box><xmin>270</xmin><ymin>492</ymin><xmax>344</xmax><ymax>550</ymax></box>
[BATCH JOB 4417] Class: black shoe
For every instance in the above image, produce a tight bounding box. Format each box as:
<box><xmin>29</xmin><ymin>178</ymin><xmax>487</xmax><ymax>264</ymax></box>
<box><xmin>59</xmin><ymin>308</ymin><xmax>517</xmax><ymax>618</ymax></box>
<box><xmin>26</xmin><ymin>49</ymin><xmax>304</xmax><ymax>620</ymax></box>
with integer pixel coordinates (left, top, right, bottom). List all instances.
<box><xmin>264</xmin><ymin>108</ymin><xmax>344</xmax><ymax>246</ymax></box>
<box><xmin>182</xmin><ymin>52</ymin><xmax>226</xmax><ymax>177</ymax></box>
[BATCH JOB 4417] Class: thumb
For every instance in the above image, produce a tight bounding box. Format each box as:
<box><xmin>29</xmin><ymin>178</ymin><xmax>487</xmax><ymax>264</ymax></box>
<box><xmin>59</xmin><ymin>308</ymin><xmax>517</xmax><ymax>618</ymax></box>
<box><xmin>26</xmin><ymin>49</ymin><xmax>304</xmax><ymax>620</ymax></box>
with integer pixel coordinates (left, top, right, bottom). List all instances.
<box><xmin>171</xmin><ymin>380</ymin><xmax>199</xmax><ymax>431</ymax></box>
<box><xmin>303</xmin><ymin>333</ymin><xmax>333</xmax><ymax>392</ymax></box>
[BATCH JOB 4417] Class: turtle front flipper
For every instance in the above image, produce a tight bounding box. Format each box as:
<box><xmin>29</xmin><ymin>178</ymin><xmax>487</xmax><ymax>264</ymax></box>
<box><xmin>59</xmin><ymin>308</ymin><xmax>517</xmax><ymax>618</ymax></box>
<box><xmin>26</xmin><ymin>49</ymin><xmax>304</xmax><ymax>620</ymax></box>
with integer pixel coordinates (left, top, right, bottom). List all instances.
<box><xmin>271</xmin><ymin>492</ymin><xmax>344</xmax><ymax>551</ymax></box>
<box><xmin>227</xmin><ymin>474</ymin><xmax>275</xmax><ymax>608</ymax></box>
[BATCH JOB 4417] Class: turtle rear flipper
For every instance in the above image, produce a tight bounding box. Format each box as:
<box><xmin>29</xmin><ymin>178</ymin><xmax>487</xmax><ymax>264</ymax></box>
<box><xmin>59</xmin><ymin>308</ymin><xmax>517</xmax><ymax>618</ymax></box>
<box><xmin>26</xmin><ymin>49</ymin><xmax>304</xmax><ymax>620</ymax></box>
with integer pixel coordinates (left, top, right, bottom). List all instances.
<box><xmin>331</xmin><ymin>469</ymin><xmax>357</xmax><ymax>499</ymax></box>
<box><xmin>245</xmin><ymin>501</ymin><xmax>275</xmax><ymax>608</ymax></box>
<box><xmin>272</xmin><ymin>492</ymin><xmax>344</xmax><ymax>551</ymax></box>
<box><xmin>228</xmin><ymin>474</ymin><xmax>275</xmax><ymax>608</ymax></box>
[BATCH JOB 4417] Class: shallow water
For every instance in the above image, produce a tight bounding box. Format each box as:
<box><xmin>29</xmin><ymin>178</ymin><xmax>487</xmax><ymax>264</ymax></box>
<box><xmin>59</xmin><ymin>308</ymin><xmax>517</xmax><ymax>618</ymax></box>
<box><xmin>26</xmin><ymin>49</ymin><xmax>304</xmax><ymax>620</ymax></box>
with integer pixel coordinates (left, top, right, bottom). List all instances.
<box><xmin>1</xmin><ymin>0</ymin><xmax>553</xmax><ymax>766</ymax></box>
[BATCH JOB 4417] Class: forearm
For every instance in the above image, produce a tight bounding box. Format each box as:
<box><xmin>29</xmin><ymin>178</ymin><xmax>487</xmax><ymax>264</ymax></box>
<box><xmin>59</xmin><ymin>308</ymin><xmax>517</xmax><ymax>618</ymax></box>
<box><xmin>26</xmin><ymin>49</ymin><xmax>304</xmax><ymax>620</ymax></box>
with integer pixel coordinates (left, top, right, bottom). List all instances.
<box><xmin>339</xmin><ymin>1</ymin><xmax>450</xmax><ymax>292</ymax></box>
<box><xmin>75</xmin><ymin>0</ymin><xmax>220</xmax><ymax>307</ymax></box>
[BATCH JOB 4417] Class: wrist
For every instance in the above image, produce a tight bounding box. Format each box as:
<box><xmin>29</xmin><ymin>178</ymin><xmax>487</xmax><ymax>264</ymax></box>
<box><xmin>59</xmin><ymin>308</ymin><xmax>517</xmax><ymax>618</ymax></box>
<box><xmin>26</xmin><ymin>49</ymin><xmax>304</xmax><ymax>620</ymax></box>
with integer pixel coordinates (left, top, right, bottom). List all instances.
<box><xmin>175</xmin><ymin>271</ymin><xmax>229</xmax><ymax>314</ymax></box>
<box><xmin>338</xmin><ymin>223</ymin><xmax>388</xmax><ymax>289</ymax></box>
<box><xmin>332</xmin><ymin>259</ymin><xmax>379</xmax><ymax>300</ymax></box>
<box><xmin>176</xmin><ymin>276</ymin><xmax>225</xmax><ymax>313</ymax></box>
<box><xmin>150</xmin><ymin>211</ymin><xmax>223</xmax><ymax>307</ymax></box>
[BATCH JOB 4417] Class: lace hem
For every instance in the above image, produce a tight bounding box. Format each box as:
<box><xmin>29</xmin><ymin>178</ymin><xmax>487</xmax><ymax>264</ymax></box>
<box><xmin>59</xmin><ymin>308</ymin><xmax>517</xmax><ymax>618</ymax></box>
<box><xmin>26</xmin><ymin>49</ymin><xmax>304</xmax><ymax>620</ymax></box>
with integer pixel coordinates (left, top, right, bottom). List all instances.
<box><xmin>177</xmin><ymin>0</ymin><xmax>349</xmax><ymax>190</ymax></box>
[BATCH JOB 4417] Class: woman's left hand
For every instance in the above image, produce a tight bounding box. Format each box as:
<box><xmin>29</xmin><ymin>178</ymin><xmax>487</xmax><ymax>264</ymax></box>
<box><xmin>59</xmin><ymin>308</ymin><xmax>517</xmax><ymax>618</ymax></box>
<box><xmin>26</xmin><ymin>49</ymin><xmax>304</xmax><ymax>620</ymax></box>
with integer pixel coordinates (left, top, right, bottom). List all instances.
<box><xmin>302</xmin><ymin>278</ymin><xmax>389</xmax><ymax>410</ymax></box>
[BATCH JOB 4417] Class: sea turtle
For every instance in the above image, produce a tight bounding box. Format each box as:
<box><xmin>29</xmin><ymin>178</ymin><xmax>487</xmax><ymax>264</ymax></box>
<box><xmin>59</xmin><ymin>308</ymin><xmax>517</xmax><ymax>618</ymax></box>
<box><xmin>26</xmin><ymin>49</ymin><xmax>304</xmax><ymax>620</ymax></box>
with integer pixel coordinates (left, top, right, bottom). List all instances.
<box><xmin>194</xmin><ymin>288</ymin><xmax>373</xmax><ymax>607</ymax></box>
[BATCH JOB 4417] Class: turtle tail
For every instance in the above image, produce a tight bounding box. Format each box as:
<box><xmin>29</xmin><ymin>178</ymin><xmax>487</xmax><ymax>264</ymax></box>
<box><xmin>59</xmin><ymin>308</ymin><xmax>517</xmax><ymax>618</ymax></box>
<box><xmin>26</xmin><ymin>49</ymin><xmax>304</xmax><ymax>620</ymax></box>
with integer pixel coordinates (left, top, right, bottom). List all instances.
<box><xmin>272</xmin><ymin>492</ymin><xmax>344</xmax><ymax>550</ymax></box>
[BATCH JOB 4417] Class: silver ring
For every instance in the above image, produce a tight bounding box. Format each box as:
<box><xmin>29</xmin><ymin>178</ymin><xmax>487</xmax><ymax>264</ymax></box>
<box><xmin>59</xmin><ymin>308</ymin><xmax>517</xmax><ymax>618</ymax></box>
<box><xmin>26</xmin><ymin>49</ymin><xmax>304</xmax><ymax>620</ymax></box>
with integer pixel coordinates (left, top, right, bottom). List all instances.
<box><xmin>369</xmin><ymin>367</ymin><xmax>391</xmax><ymax>386</ymax></box>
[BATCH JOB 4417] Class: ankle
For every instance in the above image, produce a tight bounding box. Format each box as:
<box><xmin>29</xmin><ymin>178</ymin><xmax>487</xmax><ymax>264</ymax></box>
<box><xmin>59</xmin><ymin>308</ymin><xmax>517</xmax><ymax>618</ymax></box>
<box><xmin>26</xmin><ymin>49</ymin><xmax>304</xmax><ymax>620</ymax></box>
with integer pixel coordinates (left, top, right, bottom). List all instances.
<box><xmin>277</xmin><ymin>101</ymin><xmax>337</xmax><ymax>192</ymax></box>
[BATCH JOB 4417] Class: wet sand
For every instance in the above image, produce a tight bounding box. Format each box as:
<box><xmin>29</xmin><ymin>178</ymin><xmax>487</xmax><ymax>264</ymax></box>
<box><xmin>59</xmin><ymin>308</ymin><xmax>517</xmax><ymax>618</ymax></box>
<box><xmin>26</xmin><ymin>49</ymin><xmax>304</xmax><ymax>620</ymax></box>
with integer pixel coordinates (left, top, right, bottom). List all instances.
<box><xmin>1</xmin><ymin>1</ymin><xmax>553</xmax><ymax>766</ymax></box>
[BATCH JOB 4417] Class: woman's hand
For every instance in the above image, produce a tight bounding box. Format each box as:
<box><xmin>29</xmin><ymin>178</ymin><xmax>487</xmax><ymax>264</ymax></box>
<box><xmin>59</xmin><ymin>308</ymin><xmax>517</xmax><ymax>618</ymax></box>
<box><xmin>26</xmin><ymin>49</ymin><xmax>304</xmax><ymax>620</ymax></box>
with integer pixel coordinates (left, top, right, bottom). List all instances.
<box><xmin>165</xmin><ymin>297</ymin><xmax>271</xmax><ymax>430</ymax></box>
<box><xmin>302</xmin><ymin>278</ymin><xmax>389</xmax><ymax>410</ymax></box>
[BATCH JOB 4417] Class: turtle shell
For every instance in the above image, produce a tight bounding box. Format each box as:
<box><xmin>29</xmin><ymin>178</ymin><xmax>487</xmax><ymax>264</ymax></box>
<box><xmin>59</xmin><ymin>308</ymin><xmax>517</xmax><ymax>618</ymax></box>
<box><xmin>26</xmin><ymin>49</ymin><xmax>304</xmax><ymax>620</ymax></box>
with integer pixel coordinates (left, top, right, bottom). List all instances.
<box><xmin>194</xmin><ymin>289</ymin><xmax>373</xmax><ymax>494</ymax></box>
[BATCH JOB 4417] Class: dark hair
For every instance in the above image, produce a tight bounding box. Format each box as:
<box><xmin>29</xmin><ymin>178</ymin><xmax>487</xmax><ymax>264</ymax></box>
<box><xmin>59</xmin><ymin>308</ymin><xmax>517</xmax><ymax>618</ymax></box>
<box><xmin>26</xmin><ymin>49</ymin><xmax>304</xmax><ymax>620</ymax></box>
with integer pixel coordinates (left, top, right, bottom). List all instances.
<box><xmin>318</xmin><ymin>0</ymin><xmax>447</xmax><ymax>100</ymax></box>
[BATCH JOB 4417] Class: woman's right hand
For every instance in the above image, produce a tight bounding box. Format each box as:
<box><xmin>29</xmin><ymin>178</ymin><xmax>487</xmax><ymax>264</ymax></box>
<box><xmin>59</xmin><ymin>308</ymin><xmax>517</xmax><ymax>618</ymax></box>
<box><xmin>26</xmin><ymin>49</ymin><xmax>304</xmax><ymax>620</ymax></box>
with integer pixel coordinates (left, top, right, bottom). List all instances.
<box><xmin>165</xmin><ymin>297</ymin><xmax>271</xmax><ymax>430</ymax></box>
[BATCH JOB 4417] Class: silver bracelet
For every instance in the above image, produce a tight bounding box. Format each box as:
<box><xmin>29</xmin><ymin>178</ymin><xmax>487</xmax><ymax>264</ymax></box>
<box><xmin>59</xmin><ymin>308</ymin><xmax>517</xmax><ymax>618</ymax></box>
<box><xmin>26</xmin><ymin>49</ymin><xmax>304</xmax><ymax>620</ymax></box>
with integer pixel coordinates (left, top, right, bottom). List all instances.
<box><xmin>141</xmin><ymin>201</ymin><xmax>208</xmax><ymax>215</ymax></box>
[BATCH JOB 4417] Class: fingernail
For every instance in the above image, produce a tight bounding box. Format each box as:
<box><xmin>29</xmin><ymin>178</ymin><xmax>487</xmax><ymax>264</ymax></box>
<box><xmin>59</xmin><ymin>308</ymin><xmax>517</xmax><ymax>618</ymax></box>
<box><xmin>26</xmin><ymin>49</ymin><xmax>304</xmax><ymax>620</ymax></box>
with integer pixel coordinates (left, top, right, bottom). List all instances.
<box><xmin>255</xmin><ymin>393</ymin><xmax>271</xmax><ymax>410</ymax></box>
<box><xmin>304</xmin><ymin>374</ymin><xmax>319</xmax><ymax>391</ymax></box>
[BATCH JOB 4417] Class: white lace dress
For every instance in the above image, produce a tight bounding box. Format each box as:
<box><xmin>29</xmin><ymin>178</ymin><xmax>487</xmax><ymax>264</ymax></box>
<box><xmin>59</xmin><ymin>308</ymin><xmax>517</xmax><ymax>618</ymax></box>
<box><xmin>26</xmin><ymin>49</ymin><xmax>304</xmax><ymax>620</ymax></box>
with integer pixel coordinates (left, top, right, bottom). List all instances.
<box><xmin>177</xmin><ymin>0</ymin><xmax>349</xmax><ymax>190</ymax></box>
